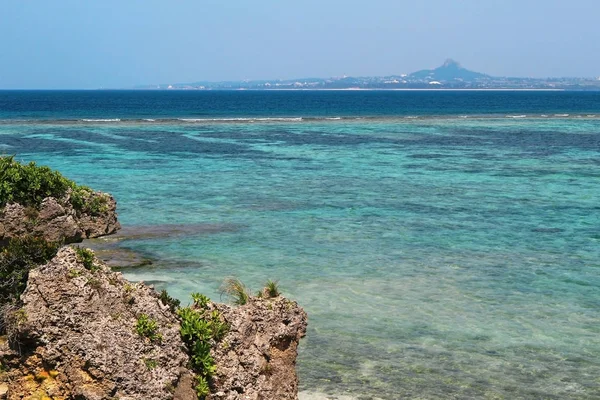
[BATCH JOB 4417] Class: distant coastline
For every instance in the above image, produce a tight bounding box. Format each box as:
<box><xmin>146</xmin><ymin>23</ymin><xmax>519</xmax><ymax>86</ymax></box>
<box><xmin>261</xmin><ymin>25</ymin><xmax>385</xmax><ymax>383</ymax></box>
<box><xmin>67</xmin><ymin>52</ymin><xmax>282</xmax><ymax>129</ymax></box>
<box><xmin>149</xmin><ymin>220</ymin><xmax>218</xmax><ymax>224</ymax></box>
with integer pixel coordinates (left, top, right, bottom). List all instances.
<box><xmin>135</xmin><ymin>59</ymin><xmax>600</xmax><ymax>92</ymax></box>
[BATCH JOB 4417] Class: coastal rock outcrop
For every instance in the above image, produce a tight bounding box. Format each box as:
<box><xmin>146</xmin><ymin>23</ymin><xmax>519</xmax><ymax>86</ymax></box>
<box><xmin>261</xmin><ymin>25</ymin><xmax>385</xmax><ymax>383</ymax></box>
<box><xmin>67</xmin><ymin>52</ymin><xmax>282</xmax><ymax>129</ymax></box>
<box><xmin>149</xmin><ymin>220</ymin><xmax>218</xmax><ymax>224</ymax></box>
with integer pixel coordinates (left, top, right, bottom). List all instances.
<box><xmin>208</xmin><ymin>297</ymin><xmax>307</xmax><ymax>400</ymax></box>
<box><xmin>0</xmin><ymin>248</ymin><xmax>308</xmax><ymax>400</ymax></box>
<box><xmin>0</xmin><ymin>246</ymin><xmax>195</xmax><ymax>399</ymax></box>
<box><xmin>0</xmin><ymin>191</ymin><xmax>120</xmax><ymax>246</ymax></box>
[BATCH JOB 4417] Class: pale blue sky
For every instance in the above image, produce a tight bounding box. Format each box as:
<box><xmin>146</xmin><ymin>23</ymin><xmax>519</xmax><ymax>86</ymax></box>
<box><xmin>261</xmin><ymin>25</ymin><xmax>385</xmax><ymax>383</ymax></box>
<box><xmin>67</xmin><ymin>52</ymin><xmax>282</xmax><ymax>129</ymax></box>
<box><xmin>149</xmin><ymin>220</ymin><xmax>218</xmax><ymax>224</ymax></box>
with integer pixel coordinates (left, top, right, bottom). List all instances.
<box><xmin>1</xmin><ymin>0</ymin><xmax>599</xmax><ymax>89</ymax></box>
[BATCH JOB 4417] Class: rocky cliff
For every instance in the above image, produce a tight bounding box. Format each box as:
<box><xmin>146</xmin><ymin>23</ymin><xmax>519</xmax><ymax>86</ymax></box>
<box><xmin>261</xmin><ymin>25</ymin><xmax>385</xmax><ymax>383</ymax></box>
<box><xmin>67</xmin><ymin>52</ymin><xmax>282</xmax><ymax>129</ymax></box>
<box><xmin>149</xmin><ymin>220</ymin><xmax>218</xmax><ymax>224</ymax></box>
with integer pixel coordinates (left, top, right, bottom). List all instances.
<box><xmin>0</xmin><ymin>248</ymin><xmax>307</xmax><ymax>400</ymax></box>
<box><xmin>0</xmin><ymin>246</ymin><xmax>195</xmax><ymax>399</ymax></box>
<box><xmin>0</xmin><ymin>191</ymin><xmax>120</xmax><ymax>246</ymax></box>
<box><xmin>209</xmin><ymin>297</ymin><xmax>307</xmax><ymax>399</ymax></box>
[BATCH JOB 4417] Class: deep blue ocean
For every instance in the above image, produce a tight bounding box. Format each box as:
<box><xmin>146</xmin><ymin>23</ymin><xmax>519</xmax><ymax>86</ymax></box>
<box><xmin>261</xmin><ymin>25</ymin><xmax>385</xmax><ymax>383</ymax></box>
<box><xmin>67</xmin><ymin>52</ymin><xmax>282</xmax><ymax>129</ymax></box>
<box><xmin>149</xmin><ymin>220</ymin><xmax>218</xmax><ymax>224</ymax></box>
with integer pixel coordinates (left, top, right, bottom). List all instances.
<box><xmin>1</xmin><ymin>90</ymin><xmax>599</xmax><ymax>399</ymax></box>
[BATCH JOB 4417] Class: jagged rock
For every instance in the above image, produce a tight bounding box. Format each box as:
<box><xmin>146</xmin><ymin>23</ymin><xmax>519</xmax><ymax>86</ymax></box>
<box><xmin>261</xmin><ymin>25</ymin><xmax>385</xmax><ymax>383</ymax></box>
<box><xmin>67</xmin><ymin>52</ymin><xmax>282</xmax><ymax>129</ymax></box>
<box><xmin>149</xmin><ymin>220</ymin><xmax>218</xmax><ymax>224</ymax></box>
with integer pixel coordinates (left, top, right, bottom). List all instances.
<box><xmin>0</xmin><ymin>247</ymin><xmax>193</xmax><ymax>399</ymax></box>
<box><xmin>0</xmin><ymin>247</ymin><xmax>308</xmax><ymax>400</ymax></box>
<box><xmin>0</xmin><ymin>191</ymin><xmax>120</xmax><ymax>246</ymax></box>
<box><xmin>208</xmin><ymin>297</ymin><xmax>308</xmax><ymax>400</ymax></box>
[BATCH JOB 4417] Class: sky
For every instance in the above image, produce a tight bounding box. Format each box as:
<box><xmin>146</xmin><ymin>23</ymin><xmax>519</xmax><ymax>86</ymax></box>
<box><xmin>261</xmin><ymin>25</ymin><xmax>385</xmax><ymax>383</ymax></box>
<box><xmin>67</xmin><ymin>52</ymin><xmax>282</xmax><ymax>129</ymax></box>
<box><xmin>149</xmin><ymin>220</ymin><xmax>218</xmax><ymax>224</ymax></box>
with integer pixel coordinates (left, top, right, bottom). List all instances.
<box><xmin>1</xmin><ymin>0</ymin><xmax>599</xmax><ymax>89</ymax></box>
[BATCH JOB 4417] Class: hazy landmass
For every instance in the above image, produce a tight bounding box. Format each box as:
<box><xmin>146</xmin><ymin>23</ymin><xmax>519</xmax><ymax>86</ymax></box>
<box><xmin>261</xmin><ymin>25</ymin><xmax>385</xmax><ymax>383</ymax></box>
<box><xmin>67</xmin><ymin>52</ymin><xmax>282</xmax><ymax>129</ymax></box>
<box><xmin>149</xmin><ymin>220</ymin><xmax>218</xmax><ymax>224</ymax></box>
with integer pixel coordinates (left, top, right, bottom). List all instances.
<box><xmin>135</xmin><ymin>59</ymin><xmax>600</xmax><ymax>91</ymax></box>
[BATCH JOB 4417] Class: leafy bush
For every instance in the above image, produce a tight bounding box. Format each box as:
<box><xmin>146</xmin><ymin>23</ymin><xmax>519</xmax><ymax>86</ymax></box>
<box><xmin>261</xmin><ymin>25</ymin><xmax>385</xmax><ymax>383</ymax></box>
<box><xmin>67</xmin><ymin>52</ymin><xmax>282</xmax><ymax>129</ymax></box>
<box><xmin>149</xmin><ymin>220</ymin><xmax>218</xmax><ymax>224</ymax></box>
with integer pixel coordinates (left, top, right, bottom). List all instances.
<box><xmin>0</xmin><ymin>237</ymin><xmax>60</xmax><ymax>308</ymax></box>
<box><xmin>191</xmin><ymin>292</ymin><xmax>210</xmax><ymax>309</ymax></box>
<box><xmin>73</xmin><ymin>246</ymin><xmax>97</xmax><ymax>271</ymax></box>
<box><xmin>178</xmin><ymin>294</ymin><xmax>229</xmax><ymax>399</ymax></box>
<box><xmin>0</xmin><ymin>156</ymin><xmax>107</xmax><ymax>214</ymax></box>
<box><xmin>195</xmin><ymin>375</ymin><xmax>210</xmax><ymax>398</ymax></box>
<box><xmin>135</xmin><ymin>314</ymin><xmax>162</xmax><ymax>343</ymax></box>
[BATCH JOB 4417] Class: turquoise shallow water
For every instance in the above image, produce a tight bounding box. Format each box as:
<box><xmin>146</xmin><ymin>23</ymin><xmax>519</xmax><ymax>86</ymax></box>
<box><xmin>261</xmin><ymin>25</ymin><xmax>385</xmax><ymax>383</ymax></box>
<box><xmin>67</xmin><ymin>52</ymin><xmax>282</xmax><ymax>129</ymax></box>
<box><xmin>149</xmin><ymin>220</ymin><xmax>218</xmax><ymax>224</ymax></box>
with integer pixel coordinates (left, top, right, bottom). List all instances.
<box><xmin>1</xmin><ymin>91</ymin><xmax>600</xmax><ymax>399</ymax></box>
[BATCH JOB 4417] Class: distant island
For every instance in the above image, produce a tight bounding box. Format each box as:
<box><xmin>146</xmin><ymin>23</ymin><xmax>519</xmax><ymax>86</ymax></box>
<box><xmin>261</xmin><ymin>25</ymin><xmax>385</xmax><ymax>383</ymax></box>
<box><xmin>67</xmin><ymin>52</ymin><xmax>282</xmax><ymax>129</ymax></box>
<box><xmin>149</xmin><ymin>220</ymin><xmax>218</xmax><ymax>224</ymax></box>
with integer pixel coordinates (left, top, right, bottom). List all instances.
<box><xmin>136</xmin><ymin>59</ymin><xmax>600</xmax><ymax>91</ymax></box>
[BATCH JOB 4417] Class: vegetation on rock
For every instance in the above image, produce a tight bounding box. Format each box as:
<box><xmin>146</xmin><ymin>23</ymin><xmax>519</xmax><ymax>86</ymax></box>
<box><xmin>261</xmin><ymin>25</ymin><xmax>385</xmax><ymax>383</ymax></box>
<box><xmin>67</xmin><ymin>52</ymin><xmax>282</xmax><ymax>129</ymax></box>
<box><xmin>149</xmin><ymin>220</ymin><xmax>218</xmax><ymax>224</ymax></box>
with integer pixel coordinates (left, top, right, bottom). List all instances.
<box><xmin>0</xmin><ymin>155</ymin><xmax>107</xmax><ymax>214</ymax></box>
<box><xmin>135</xmin><ymin>314</ymin><xmax>163</xmax><ymax>343</ymax></box>
<box><xmin>264</xmin><ymin>279</ymin><xmax>280</xmax><ymax>298</ymax></box>
<box><xmin>0</xmin><ymin>237</ymin><xmax>60</xmax><ymax>310</ymax></box>
<box><xmin>220</xmin><ymin>277</ymin><xmax>250</xmax><ymax>305</ymax></box>
<box><xmin>159</xmin><ymin>289</ymin><xmax>181</xmax><ymax>312</ymax></box>
<box><xmin>73</xmin><ymin>246</ymin><xmax>97</xmax><ymax>272</ymax></box>
<box><xmin>191</xmin><ymin>292</ymin><xmax>210</xmax><ymax>309</ymax></box>
<box><xmin>178</xmin><ymin>294</ymin><xmax>229</xmax><ymax>399</ymax></box>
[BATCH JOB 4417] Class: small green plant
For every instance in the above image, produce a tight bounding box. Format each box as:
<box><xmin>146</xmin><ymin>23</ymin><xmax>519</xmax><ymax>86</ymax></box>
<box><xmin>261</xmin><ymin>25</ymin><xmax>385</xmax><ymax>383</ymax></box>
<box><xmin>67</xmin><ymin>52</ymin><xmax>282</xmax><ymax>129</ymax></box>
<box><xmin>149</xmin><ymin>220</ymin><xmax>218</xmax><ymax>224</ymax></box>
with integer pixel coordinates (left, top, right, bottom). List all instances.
<box><xmin>177</xmin><ymin>294</ymin><xmax>229</xmax><ymax>399</ymax></box>
<box><xmin>124</xmin><ymin>283</ymin><xmax>135</xmax><ymax>293</ymax></box>
<box><xmin>191</xmin><ymin>292</ymin><xmax>210</xmax><ymax>309</ymax></box>
<box><xmin>108</xmin><ymin>274</ymin><xmax>119</xmax><ymax>286</ymax></box>
<box><xmin>67</xmin><ymin>269</ymin><xmax>82</xmax><ymax>279</ymax></box>
<box><xmin>86</xmin><ymin>277</ymin><xmax>102</xmax><ymax>290</ymax></box>
<box><xmin>195</xmin><ymin>375</ymin><xmax>210</xmax><ymax>398</ymax></box>
<box><xmin>210</xmin><ymin>310</ymin><xmax>228</xmax><ymax>341</ymax></box>
<box><xmin>264</xmin><ymin>279</ymin><xmax>280</xmax><ymax>298</ymax></box>
<box><xmin>14</xmin><ymin>308</ymin><xmax>27</xmax><ymax>325</ymax></box>
<box><xmin>220</xmin><ymin>278</ymin><xmax>249</xmax><ymax>305</ymax></box>
<box><xmin>159</xmin><ymin>289</ymin><xmax>181</xmax><ymax>313</ymax></box>
<box><xmin>23</xmin><ymin>206</ymin><xmax>39</xmax><ymax>222</ymax></box>
<box><xmin>143</xmin><ymin>358</ymin><xmax>158</xmax><ymax>370</ymax></box>
<box><xmin>73</xmin><ymin>246</ymin><xmax>97</xmax><ymax>272</ymax></box>
<box><xmin>261</xmin><ymin>362</ymin><xmax>273</xmax><ymax>376</ymax></box>
<box><xmin>164</xmin><ymin>382</ymin><xmax>175</xmax><ymax>394</ymax></box>
<box><xmin>135</xmin><ymin>314</ymin><xmax>162</xmax><ymax>343</ymax></box>
<box><xmin>70</xmin><ymin>188</ymin><xmax>109</xmax><ymax>216</ymax></box>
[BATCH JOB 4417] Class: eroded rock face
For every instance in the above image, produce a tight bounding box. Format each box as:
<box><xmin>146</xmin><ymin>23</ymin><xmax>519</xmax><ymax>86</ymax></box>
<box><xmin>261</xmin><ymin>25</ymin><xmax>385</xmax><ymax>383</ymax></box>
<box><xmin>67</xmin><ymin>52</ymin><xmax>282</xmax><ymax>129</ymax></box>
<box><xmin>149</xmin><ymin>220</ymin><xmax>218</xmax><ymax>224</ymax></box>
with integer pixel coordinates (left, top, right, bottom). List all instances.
<box><xmin>0</xmin><ymin>191</ymin><xmax>120</xmax><ymax>246</ymax></box>
<box><xmin>0</xmin><ymin>247</ymin><xmax>308</xmax><ymax>400</ymax></box>
<box><xmin>0</xmin><ymin>247</ymin><xmax>194</xmax><ymax>400</ymax></box>
<box><xmin>209</xmin><ymin>297</ymin><xmax>308</xmax><ymax>400</ymax></box>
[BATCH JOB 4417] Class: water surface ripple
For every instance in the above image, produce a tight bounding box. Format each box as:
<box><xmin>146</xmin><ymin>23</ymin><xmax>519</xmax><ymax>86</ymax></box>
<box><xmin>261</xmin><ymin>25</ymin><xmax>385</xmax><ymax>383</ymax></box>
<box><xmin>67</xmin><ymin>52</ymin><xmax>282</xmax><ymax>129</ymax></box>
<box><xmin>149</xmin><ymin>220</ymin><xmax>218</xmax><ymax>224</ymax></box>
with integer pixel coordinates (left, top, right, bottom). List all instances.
<box><xmin>1</xmin><ymin>91</ymin><xmax>599</xmax><ymax>399</ymax></box>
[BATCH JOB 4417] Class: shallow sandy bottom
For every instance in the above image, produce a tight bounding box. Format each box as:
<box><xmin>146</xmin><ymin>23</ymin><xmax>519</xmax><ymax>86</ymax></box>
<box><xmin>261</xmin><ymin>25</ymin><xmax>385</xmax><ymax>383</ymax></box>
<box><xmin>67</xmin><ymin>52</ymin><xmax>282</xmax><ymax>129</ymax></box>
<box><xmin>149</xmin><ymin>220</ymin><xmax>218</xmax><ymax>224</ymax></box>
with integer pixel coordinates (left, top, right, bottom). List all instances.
<box><xmin>299</xmin><ymin>391</ymin><xmax>378</xmax><ymax>400</ymax></box>
<box><xmin>299</xmin><ymin>392</ymin><xmax>354</xmax><ymax>400</ymax></box>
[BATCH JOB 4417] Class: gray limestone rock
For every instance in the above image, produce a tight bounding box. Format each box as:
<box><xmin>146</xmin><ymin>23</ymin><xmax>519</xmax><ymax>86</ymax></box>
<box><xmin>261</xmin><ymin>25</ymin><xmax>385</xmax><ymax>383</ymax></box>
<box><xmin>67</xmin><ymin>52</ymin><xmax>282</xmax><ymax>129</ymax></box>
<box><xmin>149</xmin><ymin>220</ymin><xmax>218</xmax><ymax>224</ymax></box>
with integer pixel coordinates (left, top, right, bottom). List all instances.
<box><xmin>2</xmin><ymin>247</ymin><xmax>193</xmax><ymax>399</ymax></box>
<box><xmin>0</xmin><ymin>191</ymin><xmax>120</xmax><ymax>246</ymax></box>
<box><xmin>208</xmin><ymin>297</ymin><xmax>308</xmax><ymax>400</ymax></box>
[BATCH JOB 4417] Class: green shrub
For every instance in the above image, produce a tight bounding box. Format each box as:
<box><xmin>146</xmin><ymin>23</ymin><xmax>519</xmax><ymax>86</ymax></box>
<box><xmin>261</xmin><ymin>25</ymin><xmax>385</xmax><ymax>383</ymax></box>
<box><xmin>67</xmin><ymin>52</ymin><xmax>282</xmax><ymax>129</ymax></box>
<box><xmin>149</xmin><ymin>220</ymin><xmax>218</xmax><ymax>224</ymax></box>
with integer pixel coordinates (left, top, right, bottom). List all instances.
<box><xmin>191</xmin><ymin>292</ymin><xmax>210</xmax><ymax>309</ymax></box>
<box><xmin>135</xmin><ymin>314</ymin><xmax>162</xmax><ymax>343</ymax></box>
<box><xmin>0</xmin><ymin>237</ymin><xmax>60</xmax><ymax>308</ymax></box>
<box><xmin>195</xmin><ymin>376</ymin><xmax>210</xmax><ymax>398</ymax></box>
<box><xmin>178</xmin><ymin>294</ymin><xmax>229</xmax><ymax>399</ymax></box>
<box><xmin>0</xmin><ymin>156</ymin><xmax>107</xmax><ymax>215</ymax></box>
<box><xmin>73</xmin><ymin>246</ymin><xmax>97</xmax><ymax>271</ymax></box>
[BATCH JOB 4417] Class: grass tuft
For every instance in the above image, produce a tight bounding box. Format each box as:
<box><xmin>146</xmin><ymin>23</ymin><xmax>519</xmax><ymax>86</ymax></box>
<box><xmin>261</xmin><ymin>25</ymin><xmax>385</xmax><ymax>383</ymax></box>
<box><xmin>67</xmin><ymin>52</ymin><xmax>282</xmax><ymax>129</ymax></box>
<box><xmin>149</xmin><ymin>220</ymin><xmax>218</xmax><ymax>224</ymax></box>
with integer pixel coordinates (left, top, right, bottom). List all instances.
<box><xmin>264</xmin><ymin>279</ymin><xmax>280</xmax><ymax>298</ymax></box>
<box><xmin>220</xmin><ymin>278</ymin><xmax>250</xmax><ymax>306</ymax></box>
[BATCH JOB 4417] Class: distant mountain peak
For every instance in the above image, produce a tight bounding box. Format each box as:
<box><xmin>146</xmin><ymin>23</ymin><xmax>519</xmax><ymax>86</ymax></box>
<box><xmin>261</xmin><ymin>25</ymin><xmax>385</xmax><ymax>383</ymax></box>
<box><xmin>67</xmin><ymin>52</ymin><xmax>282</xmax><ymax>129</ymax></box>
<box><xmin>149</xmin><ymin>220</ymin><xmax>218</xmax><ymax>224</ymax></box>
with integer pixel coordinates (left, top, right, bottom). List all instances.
<box><xmin>442</xmin><ymin>59</ymin><xmax>461</xmax><ymax>68</ymax></box>
<box><xmin>408</xmin><ymin>59</ymin><xmax>488</xmax><ymax>82</ymax></box>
